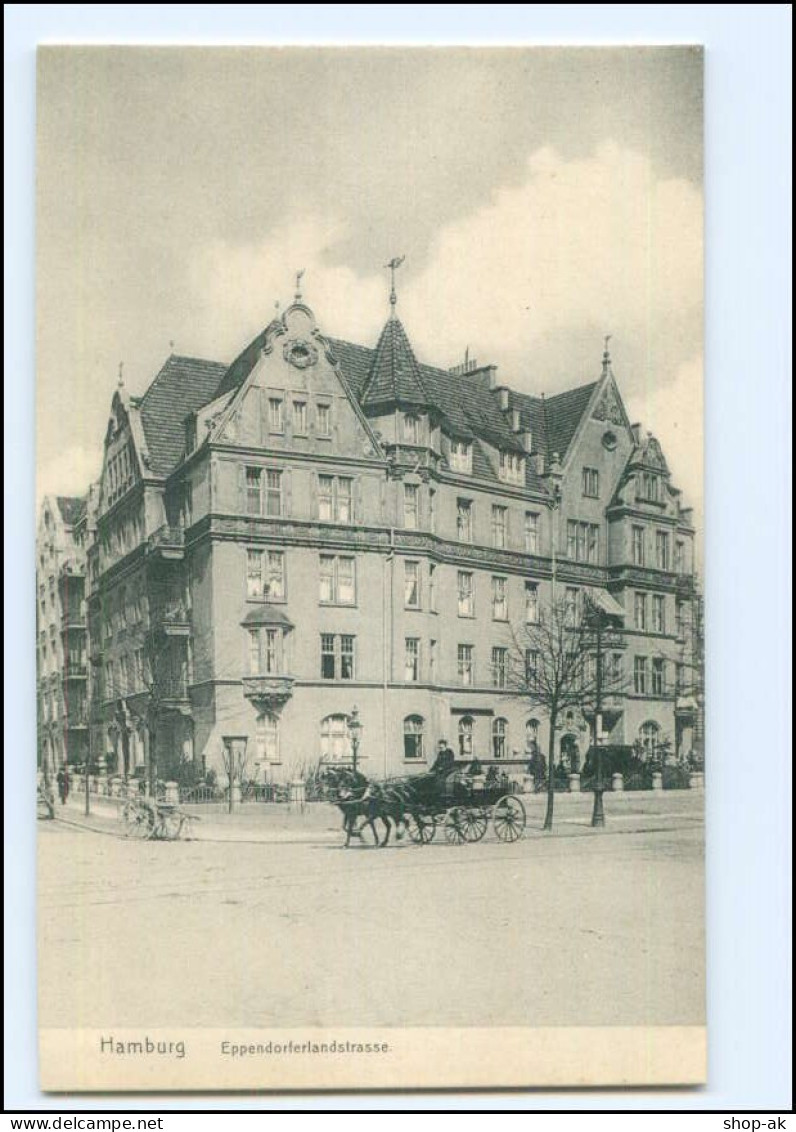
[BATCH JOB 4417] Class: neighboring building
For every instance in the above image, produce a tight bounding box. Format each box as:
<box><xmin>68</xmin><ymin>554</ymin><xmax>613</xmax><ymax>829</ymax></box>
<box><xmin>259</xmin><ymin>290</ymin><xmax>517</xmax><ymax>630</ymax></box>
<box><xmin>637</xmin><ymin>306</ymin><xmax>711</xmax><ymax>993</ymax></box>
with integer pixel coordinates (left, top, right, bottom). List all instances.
<box><xmin>36</xmin><ymin>495</ymin><xmax>89</xmax><ymax>776</ymax></box>
<box><xmin>46</xmin><ymin>287</ymin><xmax>701</xmax><ymax>785</ymax></box>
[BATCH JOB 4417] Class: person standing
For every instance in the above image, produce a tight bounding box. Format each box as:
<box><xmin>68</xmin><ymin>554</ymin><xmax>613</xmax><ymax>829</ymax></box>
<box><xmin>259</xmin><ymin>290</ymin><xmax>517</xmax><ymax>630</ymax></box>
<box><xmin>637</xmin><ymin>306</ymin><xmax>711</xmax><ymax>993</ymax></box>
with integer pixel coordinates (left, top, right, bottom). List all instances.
<box><xmin>56</xmin><ymin>764</ymin><xmax>70</xmax><ymax>805</ymax></box>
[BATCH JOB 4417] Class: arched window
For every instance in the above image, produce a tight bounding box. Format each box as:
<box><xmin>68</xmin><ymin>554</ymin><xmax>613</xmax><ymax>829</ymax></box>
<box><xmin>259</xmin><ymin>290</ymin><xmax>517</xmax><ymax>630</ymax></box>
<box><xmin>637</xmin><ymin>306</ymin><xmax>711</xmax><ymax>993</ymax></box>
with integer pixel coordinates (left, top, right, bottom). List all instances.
<box><xmin>255</xmin><ymin>712</ymin><xmax>280</xmax><ymax>766</ymax></box>
<box><xmin>404</xmin><ymin>715</ymin><xmax>425</xmax><ymax>761</ymax></box>
<box><xmin>639</xmin><ymin>720</ymin><xmax>661</xmax><ymax>758</ymax></box>
<box><xmin>320</xmin><ymin>714</ymin><xmax>351</xmax><ymax>764</ymax></box>
<box><xmin>492</xmin><ymin>718</ymin><xmax>508</xmax><ymax>760</ymax></box>
<box><xmin>458</xmin><ymin>715</ymin><xmax>474</xmax><ymax>759</ymax></box>
<box><xmin>525</xmin><ymin>718</ymin><xmax>540</xmax><ymax>752</ymax></box>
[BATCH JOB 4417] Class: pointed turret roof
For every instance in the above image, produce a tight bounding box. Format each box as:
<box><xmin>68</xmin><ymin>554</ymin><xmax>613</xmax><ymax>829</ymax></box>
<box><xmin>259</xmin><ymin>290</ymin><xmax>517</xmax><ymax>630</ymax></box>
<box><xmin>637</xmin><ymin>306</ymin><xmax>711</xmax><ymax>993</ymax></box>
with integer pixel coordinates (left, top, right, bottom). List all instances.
<box><xmin>360</xmin><ymin>317</ymin><xmax>431</xmax><ymax>410</ymax></box>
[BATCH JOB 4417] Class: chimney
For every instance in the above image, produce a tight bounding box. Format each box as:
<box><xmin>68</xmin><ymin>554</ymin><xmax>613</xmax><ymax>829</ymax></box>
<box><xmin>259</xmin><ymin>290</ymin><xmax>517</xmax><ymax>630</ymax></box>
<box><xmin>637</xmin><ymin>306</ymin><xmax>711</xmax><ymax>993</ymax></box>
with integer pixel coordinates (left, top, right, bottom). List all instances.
<box><xmin>631</xmin><ymin>423</ymin><xmax>642</xmax><ymax>445</ymax></box>
<box><xmin>497</xmin><ymin>387</ymin><xmax>510</xmax><ymax>412</ymax></box>
<box><xmin>511</xmin><ymin>408</ymin><xmax>521</xmax><ymax>432</ymax></box>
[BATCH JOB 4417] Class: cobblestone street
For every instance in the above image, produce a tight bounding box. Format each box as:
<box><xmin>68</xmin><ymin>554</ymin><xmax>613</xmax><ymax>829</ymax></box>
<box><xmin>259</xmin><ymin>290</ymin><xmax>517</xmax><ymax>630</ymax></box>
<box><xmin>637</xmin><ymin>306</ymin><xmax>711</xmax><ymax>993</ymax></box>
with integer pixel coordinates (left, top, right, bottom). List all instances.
<box><xmin>38</xmin><ymin>792</ymin><xmax>704</xmax><ymax>1030</ymax></box>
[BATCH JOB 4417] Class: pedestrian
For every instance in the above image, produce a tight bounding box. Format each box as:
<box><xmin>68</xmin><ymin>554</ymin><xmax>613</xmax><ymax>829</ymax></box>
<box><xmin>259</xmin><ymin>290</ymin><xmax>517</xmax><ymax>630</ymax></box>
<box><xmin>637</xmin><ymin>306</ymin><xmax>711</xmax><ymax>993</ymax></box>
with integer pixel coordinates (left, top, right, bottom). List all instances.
<box><xmin>56</xmin><ymin>764</ymin><xmax>70</xmax><ymax>805</ymax></box>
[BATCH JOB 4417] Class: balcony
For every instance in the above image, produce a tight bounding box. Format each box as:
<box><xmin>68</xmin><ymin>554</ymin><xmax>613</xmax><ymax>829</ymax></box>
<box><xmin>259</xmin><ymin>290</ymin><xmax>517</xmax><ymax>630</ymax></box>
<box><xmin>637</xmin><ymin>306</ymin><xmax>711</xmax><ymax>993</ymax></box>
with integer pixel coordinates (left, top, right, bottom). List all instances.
<box><xmin>63</xmin><ymin>664</ymin><xmax>88</xmax><ymax>681</ymax></box>
<box><xmin>160</xmin><ymin>603</ymin><xmax>192</xmax><ymax>636</ymax></box>
<box><xmin>146</xmin><ymin>524</ymin><xmax>185</xmax><ymax>562</ymax></box>
<box><xmin>242</xmin><ymin>674</ymin><xmax>294</xmax><ymax>711</ymax></box>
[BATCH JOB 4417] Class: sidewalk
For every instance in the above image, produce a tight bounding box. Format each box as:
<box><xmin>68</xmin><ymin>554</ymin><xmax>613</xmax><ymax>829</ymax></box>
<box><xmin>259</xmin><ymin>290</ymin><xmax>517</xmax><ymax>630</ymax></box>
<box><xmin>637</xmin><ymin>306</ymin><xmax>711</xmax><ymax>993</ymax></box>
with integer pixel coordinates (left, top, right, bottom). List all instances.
<box><xmin>52</xmin><ymin>787</ymin><xmax>702</xmax><ymax>845</ymax></box>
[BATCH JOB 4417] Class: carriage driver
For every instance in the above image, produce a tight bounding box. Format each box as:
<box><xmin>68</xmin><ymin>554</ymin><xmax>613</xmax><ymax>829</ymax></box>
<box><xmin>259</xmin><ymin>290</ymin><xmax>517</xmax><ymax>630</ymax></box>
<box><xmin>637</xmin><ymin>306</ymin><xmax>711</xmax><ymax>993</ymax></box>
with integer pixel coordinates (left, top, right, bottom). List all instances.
<box><xmin>430</xmin><ymin>738</ymin><xmax>456</xmax><ymax>777</ymax></box>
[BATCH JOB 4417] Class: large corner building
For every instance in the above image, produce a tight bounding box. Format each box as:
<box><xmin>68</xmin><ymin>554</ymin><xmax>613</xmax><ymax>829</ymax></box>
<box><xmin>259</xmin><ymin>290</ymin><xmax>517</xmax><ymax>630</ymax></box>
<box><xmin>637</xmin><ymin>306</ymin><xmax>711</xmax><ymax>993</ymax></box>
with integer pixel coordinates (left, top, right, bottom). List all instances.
<box><xmin>37</xmin><ymin>287</ymin><xmax>703</xmax><ymax>784</ymax></box>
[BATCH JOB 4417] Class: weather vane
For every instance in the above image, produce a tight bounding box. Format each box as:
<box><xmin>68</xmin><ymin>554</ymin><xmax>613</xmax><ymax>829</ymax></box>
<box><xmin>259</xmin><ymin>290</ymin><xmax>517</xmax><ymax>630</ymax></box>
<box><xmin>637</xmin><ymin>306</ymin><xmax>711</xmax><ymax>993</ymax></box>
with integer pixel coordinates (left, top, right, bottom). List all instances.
<box><xmin>384</xmin><ymin>255</ymin><xmax>406</xmax><ymax>314</ymax></box>
<box><xmin>294</xmin><ymin>269</ymin><xmax>305</xmax><ymax>303</ymax></box>
<box><xmin>602</xmin><ymin>334</ymin><xmax>612</xmax><ymax>371</ymax></box>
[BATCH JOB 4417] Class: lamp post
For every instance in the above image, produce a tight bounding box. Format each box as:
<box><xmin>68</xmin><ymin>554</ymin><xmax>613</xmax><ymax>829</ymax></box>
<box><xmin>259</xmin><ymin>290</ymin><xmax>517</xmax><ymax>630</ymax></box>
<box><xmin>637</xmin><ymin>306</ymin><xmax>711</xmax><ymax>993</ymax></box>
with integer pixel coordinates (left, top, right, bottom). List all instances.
<box><xmin>222</xmin><ymin>735</ymin><xmax>248</xmax><ymax>813</ymax></box>
<box><xmin>348</xmin><ymin>706</ymin><xmax>362</xmax><ymax>776</ymax></box>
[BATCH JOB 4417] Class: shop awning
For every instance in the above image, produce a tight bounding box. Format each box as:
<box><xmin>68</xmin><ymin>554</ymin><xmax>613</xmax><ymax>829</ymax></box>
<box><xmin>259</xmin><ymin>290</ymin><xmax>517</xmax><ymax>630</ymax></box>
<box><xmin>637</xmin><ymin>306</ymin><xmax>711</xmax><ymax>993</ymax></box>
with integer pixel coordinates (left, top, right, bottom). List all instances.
<box><xmin>587</xmin><ymin>589</ymin><xmax>626</xmax><ymax>620</ymax></box>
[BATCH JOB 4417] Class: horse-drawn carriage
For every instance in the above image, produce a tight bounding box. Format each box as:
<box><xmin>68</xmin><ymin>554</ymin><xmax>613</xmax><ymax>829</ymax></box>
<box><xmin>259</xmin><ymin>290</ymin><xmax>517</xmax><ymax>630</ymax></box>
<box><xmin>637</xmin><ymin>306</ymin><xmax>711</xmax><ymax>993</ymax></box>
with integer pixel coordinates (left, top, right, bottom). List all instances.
<box><xmin>323</xmin><ymin>760</ymin><xmax>527</xmax><ymax>847</ymax></box>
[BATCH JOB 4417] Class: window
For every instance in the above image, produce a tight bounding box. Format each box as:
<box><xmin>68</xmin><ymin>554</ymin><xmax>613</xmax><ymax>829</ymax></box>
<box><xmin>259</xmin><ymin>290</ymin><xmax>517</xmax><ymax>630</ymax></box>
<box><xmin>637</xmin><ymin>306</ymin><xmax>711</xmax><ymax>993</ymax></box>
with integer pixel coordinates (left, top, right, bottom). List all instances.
<box><xmin>403</xmin><ymin>414</ymin><xmax>420</xmax><ymax>444</ymax></box>
<box><xmin>458</xmin><ymin>715</ymin><xmax>474</xmax><ymax>758</ymax></box>
<box><xmin>404</xmin><ymin>716</ymin><xmax>425</xmax><ymax>761</ymax></box>
<box><xmin>652</xmin><ymin>594</ymin><xmax>666</xmax><ymax>633</ymax></box>
<box><xmin>404</xmin><ymin>561</ymin><xmax>421</xmax><ymax>608</ymax></box>
<box><xmin>676</xmin><ymin>600</ymin><xmax>685</xmax><ymax>639</ymax></box>
<box><xmin>652</xmin><ymin>658</ymin><xmax>666</xmax><ymax>695</ymax></box>
<box><xmin>134</xmin><ymin>648</ymin><xmax>144</xmax><ymax>690</ymax></box>
<box><xmin>525</xmin><ymin>649</ymin><xmax>540</xmax><ymax>688</ymax></box>
<box><xmin>246</xmin><ymin>549</ymin><xmax>285</xmax><ymax>600</ymax></box>
<box><xmin>268</xmin><ymin>398</ymin><xmax>284</xmax><ymax>433</ymax></box>
<box><xmin>491</xmin><ymin>505</ymin><xmax>507</xmax><ymax>548</ymax></box>
<box><xmin>456</xmin><ymin>499</ymin><xmax>473</xmax><ymax>542</ymax></box>
<box><xmin>632</xmin><ymin>526</ymin><xmax>646</xmax><ymax>566</ymax></box>
<box><xmin>450</xmin><ymin>440</ymin><xmax>472</xmax><ymax>473</ymax></box>
<box><xmin>609</xmin><ymin>653</ymin><xmax>623</xmax><ymax>687</ymax></box>
<box><xmin>403</xmin><ymin>484</ymin><xmax>419</xmax><ymax>529</ymax></box>
<box><xmin>639</xmin><ymin>720</ymin><xmax>661</xmax><ymax>755</ymax></box>
<box><xmin>676</xmin><ymin>663</ymin><xmax>685</xmax><ymax>694</ymax></box>
<box><xmin>429</xmin><ymin>489</ymin><xmax>436</xmax><ymax>533</ymax></box>
<box><xmin>492</xmin><ymin>576</ymin><xmax>508</xmax><ymax>620</ymax></box>
<box><xmin>655</xmin><ymin>530</ymin><xmax>670</xmax><ymax>571</ymax></box>
<box><xmin>319</xmin><ymin>555</ymin><xmax>356</xmax><ymax>604</ymax></box>
<box><xmin>582</xmin><ymin>467</ymin><xmax>600</xmax><ymax>498</ymax></box>
<box><xmin>429</xmin><ymin>639</ymin><xmax>437</xmax><ymax>682</ymax></box>
<box><xmin>246</xmin><ymin>468</ymin><xmax>262</xmax><ymax>515</ymax></box>
<box><xmin>492</xmin><ymin>647</ymin><xmax>508</xmax><ymax>689</ymax></box>
<box><xmin>492</xmin><ymin>718</ymin><xmax>508</xmax><ymax>759</ymax></box>
<box><xmin>565</xmin><ymin>587</ymin><xmax>580</xmax><ymax>626</ymax></box>
<box><xmin>255</xmin><ymin>713</ymin><xmax>280</xmax><ymax>764</ymax></box>
<box><xmin>520</xmin><ymin>580</ymin><xmax>537</xmax><ymax>624</ymax></box>
<box><xmin>124</xmin><ymin>654</ymin><xmax>134</xmax><ymax>693</ymax></box>
<box><xmin>429</xmin><ymin>563</ymin><xmax>437</xmax><ymax>612</ymax></box>
<box><xmin>320</xmin><ymin>634</ymin><xmax>355</xmax><ymax>680</ymax></box>
<box><xmin>457</xmin><ymin>571</ymin><xmax>474</xmax><ymax>617</ymax></box>
<box><xmin>265</xmin><ymin>470</ymin><xmax>283</xmax><ymax>517</ymax></box>
<box><xmin>318</xmin><ymin>475</ymin><xmax>352</xmax><ymax>523</ymax></box>
<box><xmin>248</xmin><ymin>628</ymin><xmax>281</xmax><ymax>676</ymax></box>
<box><xmin>317</xmin><ymin>402</ymin><xmax>331</xmax><ymax>437</ymax></box>
<box><xmin>320</xmin><ymin>714</ymin><xmax>352</xmax><ymax>764</ymax></box>
<box><xmin>525</xmin><ymin>512</ymin><xmax>539</xmax><ymax>554</ymax></box>
<box><xmin>526</xmin><ymin>718</ymin><xmax>540</xmax><ymax>751</ymax></box>
<box><xmin>675</xmin><ymin>540</ymin><xmax>685</xmax><ymax>574</ymax></box>
<box><xmin>404</xmin><ymin>638</ymin><xmax>420</xmax><ymax>682</ymax></box>
<box><xmin>499</xmin><ymin>451</ymin><xmax>524</xmax><ymax>484</ymax></box>
<box><xmin>292</xmin><ymin>399</ymin><xmax>308</xmax><ymax>435</ymax></box>
<box><xmin>567</xmin><ymin>520</ymin><xmax>600</xmax><ymax>563</ymax></box>
<box><xmin>458</xmin><ymin>645</ymin><xmax>474</xmax><ymax>686</ymax></box>
<box><xmin>637</xmin><ymin>473</ymin><xmax>660</xmax><ymax>503</ymax></box>
<box><xmin>634</xmin><ymin>592</ymin><xmax>648</xmax><ymax>631</ymax></box>
<box><xmin>634</xmin><ymin>656</ymin><xmax>648</xmax><ymax>695</ymax></box>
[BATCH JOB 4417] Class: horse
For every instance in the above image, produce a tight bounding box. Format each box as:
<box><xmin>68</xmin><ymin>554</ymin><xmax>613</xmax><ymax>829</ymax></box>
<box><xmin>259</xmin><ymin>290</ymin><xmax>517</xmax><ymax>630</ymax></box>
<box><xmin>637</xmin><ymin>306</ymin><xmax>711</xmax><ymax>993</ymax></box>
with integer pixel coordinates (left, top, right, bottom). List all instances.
<box><xmin>320</xmin><ymin>766</ymin><xmax>396</xmax><ymax>848</ymax></box>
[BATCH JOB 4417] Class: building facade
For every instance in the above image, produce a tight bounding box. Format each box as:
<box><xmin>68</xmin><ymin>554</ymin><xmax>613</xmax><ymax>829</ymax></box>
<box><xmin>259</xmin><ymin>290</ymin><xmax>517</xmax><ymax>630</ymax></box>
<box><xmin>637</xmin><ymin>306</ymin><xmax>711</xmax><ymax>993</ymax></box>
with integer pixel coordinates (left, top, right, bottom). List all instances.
<box><xmin>36</xmin><ymin>495</ymin><xmax>90</xmax><ymax>776</ymax></box>
<box><xmin>39</xmin><ymin>290</ymin><xmax>702</xmax><ymax>786</ymax></box>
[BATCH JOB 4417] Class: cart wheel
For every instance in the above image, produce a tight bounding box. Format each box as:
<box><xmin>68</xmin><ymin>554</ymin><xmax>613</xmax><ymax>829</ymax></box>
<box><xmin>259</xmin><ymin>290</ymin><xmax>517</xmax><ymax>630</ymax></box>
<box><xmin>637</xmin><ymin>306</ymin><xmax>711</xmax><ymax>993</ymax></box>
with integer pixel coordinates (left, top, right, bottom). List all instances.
<box><xmin>405</xmin><ymin>813</ymin><xmax>436</xmax><ymax>844</ymax></box>
<box><xmin>492</xmin><ymin>795</ymin><xmax>526</xmax><ymax>842</ymax></box>
<box><xmin>462</xmin><ymin>806</ymin><xmax>489</xmax><ymax>843</ymax></box>
<box><xmin>444</xmin><ymin>807</ymin><xmax>468</xmax><ymax>845</ymax></box>
<box><xmin>160</xmin><ymin>810</ymin><xmax>184</xmax><ymax>840</ymax></box>
<box><xmin>124</xmin><ymin>801</ymin><xmax>154</xmax><ymax>839</ymax></box>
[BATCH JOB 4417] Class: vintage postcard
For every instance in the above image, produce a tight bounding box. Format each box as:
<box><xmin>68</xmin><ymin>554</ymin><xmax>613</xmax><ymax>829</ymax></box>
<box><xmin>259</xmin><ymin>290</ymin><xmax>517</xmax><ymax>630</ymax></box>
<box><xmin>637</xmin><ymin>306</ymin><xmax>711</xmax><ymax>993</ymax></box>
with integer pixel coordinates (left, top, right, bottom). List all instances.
<box><xmin>36</xmin><ymin>46</ymin><xmax>705</xmax><ymax>1091</ymax></box>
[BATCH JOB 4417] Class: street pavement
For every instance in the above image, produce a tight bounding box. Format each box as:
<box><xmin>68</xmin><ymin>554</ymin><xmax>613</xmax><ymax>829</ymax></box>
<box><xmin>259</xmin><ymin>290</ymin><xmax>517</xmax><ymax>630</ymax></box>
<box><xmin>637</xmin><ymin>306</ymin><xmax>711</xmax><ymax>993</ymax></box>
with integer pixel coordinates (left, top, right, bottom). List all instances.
<box><xmin>38</xmin><ymin>791</ymin><xmax>704</xmax><ymax>1030</ymax></box>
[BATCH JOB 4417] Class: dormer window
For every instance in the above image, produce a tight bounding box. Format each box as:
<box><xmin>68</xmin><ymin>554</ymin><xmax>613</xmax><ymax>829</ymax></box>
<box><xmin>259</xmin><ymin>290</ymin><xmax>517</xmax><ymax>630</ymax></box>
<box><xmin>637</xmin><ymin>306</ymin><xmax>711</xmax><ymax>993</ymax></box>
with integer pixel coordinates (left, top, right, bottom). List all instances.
<box><xmin>403</xmin><ymin>413</ymin><xmax>421</xmax><ymax>444</ymax></box>
<box><xmin>637</xmin><ymin>472</ymin><xmax>661</xmax><ymax>503</ymax></box>
<box><xmin>450</xmin><ymin>439</ymin><xmax>472</xmax><ymax>473</ymax></box>
<box><xmin>499</xmin><ymin>451</ymin><xmax>524</xmax><ymax>485</ymax></box>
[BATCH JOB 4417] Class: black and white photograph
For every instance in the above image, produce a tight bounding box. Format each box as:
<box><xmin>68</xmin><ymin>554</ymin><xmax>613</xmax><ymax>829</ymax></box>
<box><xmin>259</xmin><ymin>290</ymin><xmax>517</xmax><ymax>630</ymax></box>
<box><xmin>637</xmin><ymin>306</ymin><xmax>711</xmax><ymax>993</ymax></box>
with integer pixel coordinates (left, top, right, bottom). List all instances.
<box><xmin>33</xmin><ymin>44</ymin><xmax>708</xmax><ymax>1091</ymax></box>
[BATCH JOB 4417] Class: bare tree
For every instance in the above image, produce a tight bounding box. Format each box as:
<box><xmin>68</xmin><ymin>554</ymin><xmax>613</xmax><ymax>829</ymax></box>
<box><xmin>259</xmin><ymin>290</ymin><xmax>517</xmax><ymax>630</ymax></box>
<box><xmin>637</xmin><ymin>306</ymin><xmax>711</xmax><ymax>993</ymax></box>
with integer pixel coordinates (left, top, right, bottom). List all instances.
<box><xmin>508</xmin><ymin>590</ymin><xmax>627</xmax><ymax>831</ymax></box>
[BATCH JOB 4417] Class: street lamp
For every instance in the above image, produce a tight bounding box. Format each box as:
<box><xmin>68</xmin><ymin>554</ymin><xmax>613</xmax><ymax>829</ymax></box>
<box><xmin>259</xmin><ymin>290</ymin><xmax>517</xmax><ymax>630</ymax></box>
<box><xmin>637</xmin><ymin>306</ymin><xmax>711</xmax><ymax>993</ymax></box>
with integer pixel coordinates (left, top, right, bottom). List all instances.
<box><xmin>348</xmin><ymin>706</ymin><xmax>362</xmax><ymax>775</ymax></box>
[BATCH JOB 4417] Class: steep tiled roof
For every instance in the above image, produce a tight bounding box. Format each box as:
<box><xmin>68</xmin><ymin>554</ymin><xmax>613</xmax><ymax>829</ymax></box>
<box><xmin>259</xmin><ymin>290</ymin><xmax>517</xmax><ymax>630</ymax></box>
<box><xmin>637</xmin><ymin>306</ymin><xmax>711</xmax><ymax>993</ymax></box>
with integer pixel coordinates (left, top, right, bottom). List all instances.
<box><xmin>542</xmin><ymin>383</ymin><xmax>598</xmax><ymax>463</ymax></box>
<box><xmin>139</xmin><ymin>355</ymin><xmax>228</xmax><ymax>475</ymax></box>
<box><xmin>56</xmin><ymin>496</ymin><xmax>86</xmax><ymax>526</ymax></box>
<box><xmin>360</xmin><ymin>318</ymin><xmax>430</xmax><ymax>409</ymax></box>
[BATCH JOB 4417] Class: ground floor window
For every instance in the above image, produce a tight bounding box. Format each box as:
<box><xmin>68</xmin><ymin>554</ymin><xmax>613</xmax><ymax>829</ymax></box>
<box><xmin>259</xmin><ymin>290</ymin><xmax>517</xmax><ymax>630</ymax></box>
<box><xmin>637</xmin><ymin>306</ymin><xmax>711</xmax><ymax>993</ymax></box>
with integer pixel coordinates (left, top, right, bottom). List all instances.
<box><xmin>639</xmin><ymin>720</ymin><xmax>661</xmax><ymax>758</ymax></box>
<box><xmin>320</xmin><ymin>714</ymin><xmax>352</xmax><ymax>763</ymax></box>
<box><xmin>255</xmin><ymin>712</ymin><xmax>280</xmax><ymax>764</ymax></box>
<box><xmin>458</xmin><ymin>715</ymin><xmax>474</xmax><ymax>758</ymax></box>
<box><xmin>404</xmin><ymin>715</ymin><xmax>425</xmax><ymax>761</ymax></box>
<box><xmin>492</xmin><ymin>717</ymin><xmax>508</xmax><ymax>759</ymax></box>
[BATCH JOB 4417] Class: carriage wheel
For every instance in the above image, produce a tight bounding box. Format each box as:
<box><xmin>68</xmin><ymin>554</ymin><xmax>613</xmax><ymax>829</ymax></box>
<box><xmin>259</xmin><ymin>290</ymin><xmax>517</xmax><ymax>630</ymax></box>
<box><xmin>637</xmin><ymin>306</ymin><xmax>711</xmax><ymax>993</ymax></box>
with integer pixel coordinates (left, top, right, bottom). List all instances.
<box><xmin>444</xmin><ymin>807</ymin><xmax>468</xmax><ymax>845</ymax></box>
<box><xmin>124</xmin><ymin>801</ymin><xmax>154</xmax><ymax>839</ymax></box>
<box><xmin>462</xmin><ymin>807</ymin><xmax>489</xmax><ymax>843</ymax></box>
<box><xmin>405</xmin><ymin>813</ymin><xmax>436</xmax><ymax>844</ymax></box>
<box><xmin>492</xmin><ymin>795</ymin><xmax>526</xmax><ymax>842</ymax></box>
<box><xmin>159</xmin><ymin>810</ymin><xmax>185</xmax><ymax>841</ymax></box>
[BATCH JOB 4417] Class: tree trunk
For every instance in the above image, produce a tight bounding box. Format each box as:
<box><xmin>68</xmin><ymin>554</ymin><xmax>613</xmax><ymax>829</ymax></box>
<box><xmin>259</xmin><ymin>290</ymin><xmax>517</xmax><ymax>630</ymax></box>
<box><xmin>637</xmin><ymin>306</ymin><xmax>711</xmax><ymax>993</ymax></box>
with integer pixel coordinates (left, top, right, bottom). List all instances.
<box><xmin>543</xmin><ymin>709</ymin><xmax>558</xmax><ymax>831</ymax></box>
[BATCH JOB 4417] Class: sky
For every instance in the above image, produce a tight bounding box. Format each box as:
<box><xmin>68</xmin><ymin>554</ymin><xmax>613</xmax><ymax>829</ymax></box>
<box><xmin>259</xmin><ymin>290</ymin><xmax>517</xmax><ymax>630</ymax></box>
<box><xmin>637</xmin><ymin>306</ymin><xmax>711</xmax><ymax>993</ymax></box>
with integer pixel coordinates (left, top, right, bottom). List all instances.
<box><xmin>36</xmin><ymin>46</ymin><xmax>703</xmax><ymax>535</ymax></box>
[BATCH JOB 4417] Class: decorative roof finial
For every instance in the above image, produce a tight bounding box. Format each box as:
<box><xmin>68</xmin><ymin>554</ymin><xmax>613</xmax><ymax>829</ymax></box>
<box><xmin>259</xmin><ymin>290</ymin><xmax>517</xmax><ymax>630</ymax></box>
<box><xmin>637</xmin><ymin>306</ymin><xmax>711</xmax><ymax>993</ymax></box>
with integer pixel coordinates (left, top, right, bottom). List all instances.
<box><xmin>602</xmin><ymin>334</ymin><xmax>612</xmax><ymax>374</ymax></box>
<box><xmin>385</xmin><ymin>255</ymin><xmax>406</xmax><ymax>317</ymax></box>
<box><xmin>294</xmin><ymin>269</ymin><xmax>305</xmax><ymax>303</ymax></box>
<box><xmin>169</xmin><ymin>339</ymin><xmax>175</xmax><ymax>352</ymax></box>
<box><xmin>117</xmin><ymin>361</ymin><xmax>124</xmax><ymax>389</ymax></box>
